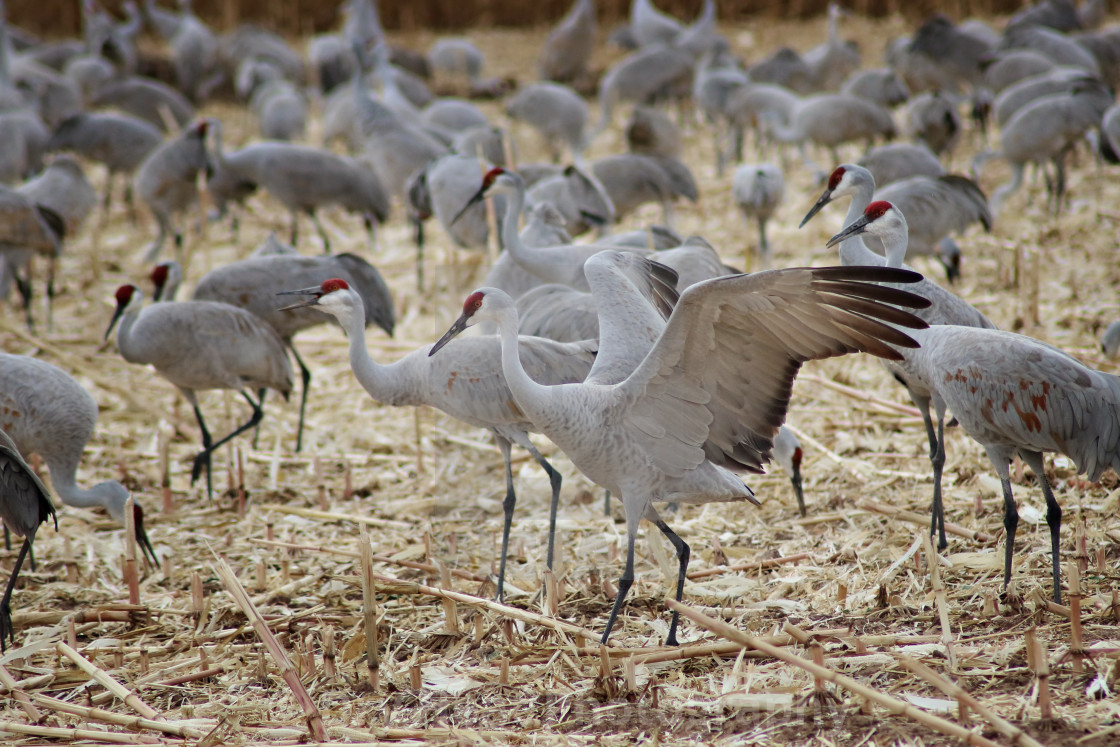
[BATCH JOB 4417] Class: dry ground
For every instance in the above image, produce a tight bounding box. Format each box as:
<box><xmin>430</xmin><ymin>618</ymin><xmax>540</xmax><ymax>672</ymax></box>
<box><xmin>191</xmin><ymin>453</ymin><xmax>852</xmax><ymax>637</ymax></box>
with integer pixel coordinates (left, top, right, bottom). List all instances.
<box><xmin>2</xmin><ymin>12</ymin><xmax>1120</xmax><ymax>747</ymax></box>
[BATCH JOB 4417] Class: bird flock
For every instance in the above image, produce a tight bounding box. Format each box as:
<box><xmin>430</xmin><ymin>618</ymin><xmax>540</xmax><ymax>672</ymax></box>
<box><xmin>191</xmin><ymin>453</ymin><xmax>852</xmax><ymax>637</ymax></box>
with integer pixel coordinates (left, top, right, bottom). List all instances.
<box><xmin>1</xmin><ymin>0</ymin><xmax>1120</xmax><ymax>661</ymax></box>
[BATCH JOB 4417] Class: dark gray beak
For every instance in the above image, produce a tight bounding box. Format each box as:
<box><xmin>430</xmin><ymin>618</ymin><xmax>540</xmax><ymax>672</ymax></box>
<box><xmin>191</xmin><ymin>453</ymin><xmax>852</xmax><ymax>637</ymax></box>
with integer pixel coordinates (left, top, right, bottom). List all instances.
<box><xmin>826</xmin><ymin>215</ymin><xmax>870</xmax><ymax>248</ymax></box>
<box><xmin>452</xmin><ymin>185</ymin><xmax>487</xmax><ymax>226</ymax></box>
<box><xmin>104</xmin><ymin>304</ymin><xmax>125</xmax><ymax>342</ymax></box>
<box><xmin>430</xmin><ymin>314</ymin><xmax>469</xmax><ymax>356</ymax></box>
<box><xmin>790</xmin><ymin>467</ymin><xmax>805</xmax><ymax>518</ymax></box>
<box><xmin>799</xmin><ymin>188</ymin><xmax>834</xmax><ymax>228</ymax></box>
<box><xmin>276</xmin><ymin>286</ymin><xmax>322</xmax><ymax>311</ymax></box>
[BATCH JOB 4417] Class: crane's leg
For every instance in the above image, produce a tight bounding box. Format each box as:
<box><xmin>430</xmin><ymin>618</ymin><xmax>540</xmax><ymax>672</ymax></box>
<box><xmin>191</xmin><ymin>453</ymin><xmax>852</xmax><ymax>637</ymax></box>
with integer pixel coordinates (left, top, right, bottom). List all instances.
<box><xmin>903</xmin><ymin>386</ymin><xmax>941</xmax><ymax>540</ymax></box>
<box><xmin>649</xmin><ymin>507</ymin><xmax>690</xmax><ymax>647</ymax></box>
<box><xmin>251</xmin><ymin>388</ymin><xmax>267</xmax><ymax>449</ymax></box>
<box><xmin>191</xmin><ymin>391</ymin><xmax>265</xmax><ymax>500</ymax></box>
<box><xmin>289</xmin><ymin>345</ymin><xmax>312</xmax><ymax>453</ymax></box>
<box><xmin>1022</xmin><ymin>451</ymin><xmax>1062</xmax><ymax>604</ymax></box>
<box><xmin>141</xmin><ymin>214</ymin><xmax>169</xmax><ymax>263</ymax></box>
<box><xmin>310</xmin><ymin>210</ymin><xmax>331</xmax><ymax>254</ymax></box>
<box><xmin>986</xmin><ymin>447</ymin><xmax>1019</xmax><ymax>594</ymax></box>
<box><xmin>125</xmin><ymin>182</ymin><xmax>138</xmax><ymax>226</ymax></box>
<box><xmin>45</xmin><ymin>257</ymin><xmax>56</xmax><ymax>333</ymax></box>
<box><xmin>363</xmin><ymin>214</ymin><xmax>376</xmax><ymax>253</ymax></box>
<box><xmin>0</xmin><ymin>536</ymin><xmax>34</xmax><ymax>652</ymax></box>
<box><xmin>289</xmin><ymin>210</ymin><xmax>299</xmax><ymax>246</ymax></box>
<box><xmin>929</xmin><ymin>407</ymin><xmax>948</xmax><ymax>550</ymax></box>
<box><xmin>601</xmin><ymin>520</ymin><xmax>636</xmax><ymax>645</ymax></box>
<box><xmin>13</xmin><ymin>270</ymin><xmax>34</xmax><ymax>332</ymax></box>
<box><xmin>412</xmin><ymin>217</ymin><xmax>425</xmax><ymax>292</ymax></box>
<box><xmin>758</xmin><ymin>218</ymin><xmax>771</xmax><ymax>271</ymax></box>
<box><xmin>191</xmin><ymin>404</ymin><xmax>215</xmax><ymax>499</ymax></box>
<box><xmin>1052</xmin><ymin>153</ymin><xmax>1068</xmax><ymax>217</ymax></box>
<box><xmin>2</xmin><ymin>526</ymin><xmax>8</xmax><ymax>551</ymax></box>
<box><xmin>603</xmin><ymin>490</ymin><xmax>611</xmax><ymax>517</ymax></box>
<box><xmin>494</xmin><ymin>437</ymin><xmax>516</xmax><ymax>603</ymax></box>
<box><xmin>524</xmin><ymin>443</ymin><xmax>563</xmax><ymax>571</ymax></box>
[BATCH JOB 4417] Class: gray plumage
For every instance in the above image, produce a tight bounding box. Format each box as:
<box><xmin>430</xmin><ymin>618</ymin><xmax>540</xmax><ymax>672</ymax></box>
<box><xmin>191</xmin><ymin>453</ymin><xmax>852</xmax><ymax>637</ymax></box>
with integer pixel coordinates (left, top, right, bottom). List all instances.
<box><xmin>1100</xmin><ymin>320</ymin><xmax>1120</xmax><ymax>357</ymax></box>
<box><xmin>155</xmin><ymin>252</ymin><xmax>394</xmax><ymax>451</ymax></box>
<box><xmin>0</xmin><ymin>424</ymin><xmax>54</xmax><ymax>652</ymax></box>
<box><xmin>91</xmin><ymin>77</ymin><xmax>195</xmax><ymax>133</ymax></box>
<box><xmin>106</xmin><ymin>284</ymin><xmax>293</xmax><ymax>497</ymax></box>
<box><xmin>802</xmin><ymin>3</ymin><xmax>860</xmax><ymax>91</ymax></box>
<box><xmin>422</xmin><ymin>98</ymin><xmax>488</xmax><ymax>134</ymax></box>
<box><xmin>432</xmin><ymin>256</ymin><xmax>931</xmax><ymax>644</ymax></box>
<box><xmin>591</xmin><ymin>153</ymin><xmax>697</xmax><ymax>227</ymax></box>
<box><xmin>425</xmin><ymin>153</ymin><xmax>506</xmax><ymax>250</ymax></box>
<box><xmin>858</xmin><ymin>143</ymin><xmax>945</xmax><ymax>188</ymax></box>
<box><xmin>993</xmin><ymin>68</ymin><xmax>1096</xmax><ymax>127</ymax></box>
<box><xmin>771</xmin><ymin>425</ymin><xmax>806</xmax><ymax>516</ymax></box>
<box><xmin>904</xmin><ymin>91</ymin><xmax>961</xmax><ymax>155</ymax></box>
<box><xmin>593</xmin><ymin>45</ymin><xmax>694</xmax><ymax>136</ymax></box>
<box><xmin>626</xmin><ymin>105</ymin><xmax>681</xmax><ymax>158</ymax></box>
<box><xmin>876</xmin><ymin>175</ymin><xmax>991</xmax><ymax>264</ymax></box>
<box><xmin>732</xmin><ymin>163</ymin><xmax>785</xmax><ymax>270</ymax></box>
<box><xmin>749</xmin><ymin>48</ymin><xmax>814</xmax><ymax>94</ymax></box>
<box><xmin>840</xmin><ymin>68</ymin><xmax>910</xmax><ymax>108</ymax></box>
<box><xmin>1000</xmin><ymin>23</ymin><xmax>1100</xmax><ymax>75</ymax></box>
<box><xmin>630</xmin><ymin>0</ymin><xmax>683</xmax><ymax>47</ymax></box>
<box><xmin>208</xmin><ymin>125</ymin><xmax>389</xmax><ymax>252</ymax></box>
<box><xmin>905</xmin><ymin>14</ymin><xmax>993</xmax><ymax>90</ymax></box>
<box><xmin>0</xmin><ymin>112</ymin><xmax>48</xmax><ymax>186</ymax></box>
<box><xmin>169</xmin><ymin>8</ymin><xmax>219</xmax><ymax>103</ymax></box>
<box><xmin>843</xmin><ymin>202</ymin><xmax>1114</xmax><ymax>604</ymax></box>
<box><xmin>525</xmin><ymin>164</ymin><xmax>615</xmax><ymax>236</ymax></box>
<box><xmin>983</xmin><ymin>50</ymin><xmax>1059</xmax><ymax>93</ymax></box>
<box><xmin>451</xmin><ymin>125</ymin><xmax>509</xmax><ymax>167</ymax></box>
<box><xmin>133</xmin><ymin>118</ymin><xmax>210</xmax><ymax>262</ymax></box>
<box><xmin>0</xmin><ymin>354</ymin><xmax>153</xmax><ymax>544</ymax></box>
<box><xmin>763</xmin><ymin>94</ymin><xmax>896</xmax><ymax>168</ymax></box>
<box><xmin>278</xmin><ymin>277</ymin><xmax>596</xmax><ymax>600</ymax></box>
<box><xmin>483</xmin><ymin>201</ymin><xmax>574</xmax><ymax>303</ymax></box>
<box><xmin>428</xmin><ymin>38</ymin><xmax>484</xmax><ymax>86</ymax></box>
<box><xmin>538</xmin><ymin>0</ymin><xmax>596</xmax><ymax>83</ymax></box>
<box><xmin>47</xmin><ymin>112</ymin><xmax>163</xmax><ymax>213</ymax></box>
<box><xmin>506</xmin><ymin>82</ymin><xmax>588</xmax><ymax>163</ymax></box>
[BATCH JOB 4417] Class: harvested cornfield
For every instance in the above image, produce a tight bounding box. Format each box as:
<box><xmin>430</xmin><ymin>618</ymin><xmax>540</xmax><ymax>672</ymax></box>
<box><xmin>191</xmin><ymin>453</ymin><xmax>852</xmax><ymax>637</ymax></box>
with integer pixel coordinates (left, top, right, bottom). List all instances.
<box><xmin>1</xmin><ymin>8</ymin><xmax>1119</xmax><ymax>747</ymax></box>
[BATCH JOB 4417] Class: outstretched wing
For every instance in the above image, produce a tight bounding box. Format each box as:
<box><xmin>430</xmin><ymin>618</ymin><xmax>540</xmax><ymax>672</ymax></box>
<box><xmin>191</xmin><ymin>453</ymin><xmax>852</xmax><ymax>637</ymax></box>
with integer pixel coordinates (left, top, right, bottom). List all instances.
<box><xmin>618</xmin><ymin>266</ymin><xmax>930</xmax><ymax>477</ymax></box>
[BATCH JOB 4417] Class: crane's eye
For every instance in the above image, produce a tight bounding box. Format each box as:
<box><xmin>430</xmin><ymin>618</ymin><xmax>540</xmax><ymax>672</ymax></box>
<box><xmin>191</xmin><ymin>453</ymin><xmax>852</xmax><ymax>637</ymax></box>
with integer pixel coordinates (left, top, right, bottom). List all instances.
<box><xmin>463</xmin><ymin>291</ymin><xmax>485</xmax><ymax>315</ymax></box>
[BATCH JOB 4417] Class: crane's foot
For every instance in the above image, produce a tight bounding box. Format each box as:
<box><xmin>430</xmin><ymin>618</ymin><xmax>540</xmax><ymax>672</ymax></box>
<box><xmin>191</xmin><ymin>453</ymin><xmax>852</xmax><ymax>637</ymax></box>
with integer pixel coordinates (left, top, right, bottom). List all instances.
<box><xmin>0</xmin><ymin>600</ymin><xmax>12</xmax><ymax>653</ymax></box>
<box><xmin>190</xmin><ymin>451</ymin><xmax>214</xmax><ymax>499</ymax></box>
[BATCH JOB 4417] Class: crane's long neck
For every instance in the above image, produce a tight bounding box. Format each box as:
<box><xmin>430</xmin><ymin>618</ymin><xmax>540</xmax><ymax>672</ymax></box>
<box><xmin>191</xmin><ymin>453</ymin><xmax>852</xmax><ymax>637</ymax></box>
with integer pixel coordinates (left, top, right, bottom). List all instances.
<box><xmin>495</xmin><ymin>305</ymin><xmax>554</xmax><ymax>418</ymax></box>
<box><xmin>115</xmin><ymin>308</ymin><xmax>146</xmax><ymax>364</ymax></box>
<box><xmin>338</xmin><ymin>302</ymin><xmax>422</xmax><ymax>407</ymax></box>
<box><xmin>49</xmin><ymin>469</ymin><xmax>121</xmax><ymax>515</ymax></box>
<box><xmin>878</xmin><ymin>221</ymin><xmax>909</xmax><ymax>270</ymax></box>
<box><xmin>837</xmin><ymin>182</ymin><xmax>882</xmax><ymax>266</ymax></box>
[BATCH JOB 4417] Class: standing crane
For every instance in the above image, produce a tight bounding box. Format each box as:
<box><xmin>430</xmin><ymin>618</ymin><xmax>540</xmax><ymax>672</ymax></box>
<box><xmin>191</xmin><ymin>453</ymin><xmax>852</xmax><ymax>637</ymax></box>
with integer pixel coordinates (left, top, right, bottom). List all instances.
<box><xmin>830</xmin><ymin>201</ymin><xmax>1118</xmax><ymax>604</ymax></box>
<box><xmin>430</xmin><ymin>255</ymin><xmax>931</xmax><ymax>644</ymax></box>
<box><xmin>505</xmin><ymin>83</ymin><xmax>589</xmax><ymax>164</ymax></box>
<box><xmin>151</xmin><ymin>253</ymin><xmax>395</xmax><ymax>452</ymax></box>
<box><xmin>731</xmin><ymin>163</ymin><xmax>784</xmax><ymax>270</ymax></box>
<box><xmin>105</xmin><ymin>285</ymin><xmax>293</xmax><ymax>499</ymax></box>
<box><xmin>772</xmin><ymin>425</ymin><xmax>806</xmax><ymax>517</ymax></box>
<box><xmin>538</xmin><ymin>0</ymin><xmax>596</xmax><ymax>84</ymax></box>
<box><xmin>277</xmin><ymin>278</ymin><xmax>596</xmax><ymax>601</ymax></box>
<box><xmin>133</xmin><ymin>118</ymin><xmax>210</xmax><ymax>262</ymax></box>
<box><xmin>0</xmin><ymin>427</ymin><xmax>54</xmax><ymax>652</ymax></box>
<box><xmin>0</xmin><ymin>354</ymin><xmax>158</xmax><ymax>566</ymax></box>
<box><xmin>800</xmin><ymin>165</ymin><xmax>996</xmax><ymax>548</ymax></box>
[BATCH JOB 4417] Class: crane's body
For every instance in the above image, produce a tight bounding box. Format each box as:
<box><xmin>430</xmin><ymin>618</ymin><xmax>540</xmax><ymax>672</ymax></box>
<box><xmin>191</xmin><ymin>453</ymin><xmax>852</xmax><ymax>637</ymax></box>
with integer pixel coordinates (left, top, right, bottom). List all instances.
<box><xmin>432</xmin><ymin>255</ymin><xmax>932</xmax><ymax>644</ymax></box>
<box><xmin>278</xmin><ymin>278</ymin><xmax>596</xmax><ymax>600</ymax></box>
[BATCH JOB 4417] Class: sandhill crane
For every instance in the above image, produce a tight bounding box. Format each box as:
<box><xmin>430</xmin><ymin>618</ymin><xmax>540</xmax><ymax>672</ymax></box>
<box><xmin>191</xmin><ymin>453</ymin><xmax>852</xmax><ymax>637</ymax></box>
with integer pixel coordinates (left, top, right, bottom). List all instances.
<box><xmin>423</xmin><ymin>153</ymin><xmax>506</xmax><ymax>250</ymax></box>
<box><xmin>626</xmin><ymin>105</ymin><xmax>682</xmax><ymax>158</ymax></box>
<box><xmin>593</xmin><ymin>45</ymin><xmax>694</xmax><ymax>137</ymax></box>
<box><xmin>992</xmin><ymin>68</ymin><xmax>1094</xmax><ymax>128</ymax></box>
<box><xmin>506</xmin><ymin>83</ymin><xmax>588</xmax><ymax>163</ymax></box>
<box><xmin>0</xmin><ymin>111</ymin><xmax>48</xmax><ymax>187</ymax></box>
<box><xmin>772</xmin><ymin>426</ymin><xmax>806</xmax><ymax>516</ymax></box>
<box><xmin>804</xmin><ymin>164</ymin><xmax>989</xmax><ymax>283</ymax></box>
<box><xmin>133</xmin><ymin>118</ymin><xmax>210</xmax><ymax>262</ymax></box>
<box><xmin>236</xmin><ymin>60</ymin><xmax>307</xmax><ymax>142</ymax></box>
<box><xmin>1000</xmin><ymin>23</ymin><xmax>1100</xmax><ymax>75</ymax></box>
<box><xmin>803</xmin><ymin>3</ymin><xmax>860</xmax><ymax>91</ymax></box>
<box><xmin>0</xmin><ymin>155</ymin><xmax>96</xmax><ymax>329</ymax></box>
<box><xmin>105</xmin><ymin>284</ymin><xmax>293</xmax><ymax>498</ymax></box>
<box><xmin>539</xmin><ymin>0</ymin><xmax>596</xmax><ymax>84</ymax></box>
<box><xmin>693</xmin><ymin>42</ymin><xmax>748</xmax><ymax>173</ymax></box>
<box><xmin>159</xmin><ymin>0</ymin><xmax>219</xmax><ymax>104</ymax></box>
<box><xmin>0</xmin><ymin>179</ymin><xmax>64</xmax><ymax>328</ymax></box>
<box><xmin>428</xmin><ymin>38</ymin><xmax>484</xmax><ymax>90</ymax></box>
<box><xmin>840</xmin><ymin>68</ymin><xmax>910</xmax><ymax>108</ymax></box>
<box><xmin>630</xmin><ymin>0</ymin><xmax>682</xmax><ymax>47</ymax></box>
<box><xmin>591</xmin><ymin>153</ymin><xmax>698</xmax><ymax>228</ymax></box>
<box><xmin>1008</xmin><ymin>0</ymin><xmax>1081</xmax><ymax>32</ymax></box>
<box><xmin>748</xmin><ymin>48</ymin><xmax>814</xmax><ymax>94</ymax></box>
<box><xmin>1100</xmin><ymin>103</ymin><xmax>1120</xmax><ymax>162</ymax></box>
<box><xmin>1072</xmin><ymin>26</ymin><xmax>1120</xmax><ymax>88</ymax></box>
<box><xmin>857</xmin><ymin>143</ymin><xmax>945</xmax><ymax>188</ymax></box>
<box><xmin>421</xmin><ymin>98</ymin><xmax>488</xmax><ymax>135</ymax></box>
<box><xmin>458</xmin><ymin>168</ymin><xmax>626</xmax><ymax>291</ymax></box>
<box><xmin>762</xmin><ymin>94</ymin><xmax>896</xmax><ymax>174</ymax></box>
<box><xmin>1102</xmin><ymin>321</ymin><xmax>1120</xmax><ymax>357</ymax></box>
<box><xmin>732</xmin><ymin>163</ymin><xmax>784</xmax><ymax>271</ymax></box>
<box><xmin>972</xmin><ymin>78</ymin><xmax>1112</xmax><ymax>216</ymax></box>
<box><xmin>725</xmin><ymin>82</ymin><xmax>800</xmax><ymax>160</ymax></box>
<box><xmin>432</xmin><ymin>256</ymin><xmax>930</xmax><ymax>643</ymax></box>
<box><xmin>152</xmin><ymin>253</ymin><xmax>394</xmax><ymax>452</ymax></box>
<box><xmin>674</xmin><ymin>0</ymin><xmax>721</xmax><ymax>59</ymax></box>
<box><xmin>0</xmin><ymin>354</ymin><xmax>157</xmax><ymax>571</ymax></box>
<box><xmin>47</xmin><ymin>112</ymin><xmax>163</xmax><ymax>216</ymax></box>
<box><xmin>90</xmin><ymin>77</ymin><xmax>195</xmax><ymax>133</ymax></box>
<box><xmin>801</xmin><ymin>168</ymin><xmax>997</xmax><ymax>546</ymax></box>
<box><xmin>904</xmin><ymin>14</ymin><xmax>993</xmax><ymax>92</ymax></box>
<box><xmin>142</xmin><ymin>0</ymin><xmax>182</xmax><ymax>39</ymax></box>
<box><xmin>0</xmin><ymin>426</ymin><xmax>54</xmax><ymax>652</ymax></box>
<box><xmin>481</xmin><ymin>202</ymin><xmax>575</xmax><ymax>303</ymax></box>
<box><xmin>526</xmin><ymin>165</ymin><xmax>615</xmax><ymax>236</ymax></box>
<box><xmin>904</xmin><ymin>91</ymin><xmax>961</xmax><ymax>156</ymax></box>
<box><xmin>983</xmin><ymin>50</ymin><xmax>1059</xmax><ymax>94</ymax></box>
<box><xmin>833</xmin><ymin>200</ymin><xmax>1120</xmax><ymax>604</ymax></box>
<box><xmin>207</xmin><ymin>125</ymin><xmax>389</xmax><ymax>252</ymax></box>
<box><xmin>278</xmin><ymin>277</ymin><xmax>596</xmax><ymax>600</ymax></box>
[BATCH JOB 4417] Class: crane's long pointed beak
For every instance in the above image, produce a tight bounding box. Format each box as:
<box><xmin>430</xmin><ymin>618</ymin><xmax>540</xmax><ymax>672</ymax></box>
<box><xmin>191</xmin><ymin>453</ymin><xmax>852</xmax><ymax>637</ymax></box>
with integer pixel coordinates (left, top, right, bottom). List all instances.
<box><xmin>790</xmin><ymin>467</ymin><xmax>805</xmax><ymax>518</ymax></box>
<box><xmin>275</xmin><ymin>286</ymin><xmax>322</xmax><ymax>311</ymax></box>
<box><xmin>104</xmin><ymin>305</ymin><xmax>125</xmax><ymax>342</ymax></box>
<box><xmin>132</xmin><ymin>504</ymin><xmax>160</xmax><ymax>571</ymax></box>
<box><xmin>799</xmin><ymin>188</ymin><xmax>833</xmax><ymax>228</ymax></box>
<box><xmin>451</xmin><ymin>186</ymin><xmax>487</xmax><ymax>226</ymax></box>
<box><xmin>430</xmin><ymin>314</ymin><xmax>469</xmax><ymax>356</ymax></box>
<box><xmin>826</xmin><ymin>215</ymin><xmax>870</xmax><ymax>248</ymax></box>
